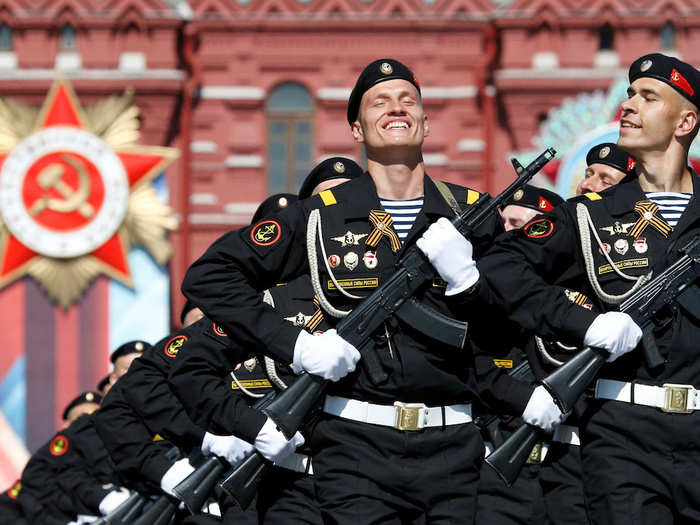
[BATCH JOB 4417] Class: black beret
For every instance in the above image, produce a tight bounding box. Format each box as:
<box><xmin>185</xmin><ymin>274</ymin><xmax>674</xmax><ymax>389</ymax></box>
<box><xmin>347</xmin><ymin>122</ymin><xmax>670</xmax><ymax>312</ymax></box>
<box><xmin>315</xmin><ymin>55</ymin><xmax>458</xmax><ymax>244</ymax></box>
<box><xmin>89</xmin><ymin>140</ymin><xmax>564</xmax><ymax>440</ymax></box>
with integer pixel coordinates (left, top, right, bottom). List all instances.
<box><xmin>298</xmin><ymin>157</ymin><xmax>364</xmax><ymax>199</ymax></box>
<box><xmin>62</xmin><ymin>391</ymin><xmax>102</xmax><ymax>420</ymax></box>
<box><xmin>251</xmin><ymin>193</ymin><xmax>298</xmax><ymax>225</ymax></box>
<box><xmin>96</xmin><ymin>375</ymin><xmax>110</xmax><ymax>393</ymax></box>
<box><xmin>629</xmin><ymin>53</ymin><xmax>700</xmax><ymax>108</ymax></box>
<box><xmin>586</xmin><ymin>143</ymin><xmax>635</xmax><ymax>174</ymax></box>
<box><xmin>347</xmin><ymin>58</ymin><xmax>421</xmax><ymax>124</ymax></box>
<box><xmin>110</xmin><ymin>340</ymin><xmax>149</xmax><ymax>364</ymax></box>
<box><xmin>502</xmin><ymin>184</ymin><xmax>564</xmax><ymax>213</ymax></box>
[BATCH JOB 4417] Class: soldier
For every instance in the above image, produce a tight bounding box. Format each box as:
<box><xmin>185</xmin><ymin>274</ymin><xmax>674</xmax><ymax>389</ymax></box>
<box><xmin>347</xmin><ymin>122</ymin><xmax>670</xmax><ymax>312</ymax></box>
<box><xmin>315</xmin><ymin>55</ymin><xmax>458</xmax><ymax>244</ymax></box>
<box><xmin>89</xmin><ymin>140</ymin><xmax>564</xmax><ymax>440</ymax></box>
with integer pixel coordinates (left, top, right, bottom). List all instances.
<box><xmin>61</xmin><ymin>390</ymin><xmax>101</xmax><ymax>428</ymax></box>
<box><xmin>183</xmin><ymin>58</ymin><xmax>561</xmax><ymax>523</ymax></box>
<box><xmin>108</xmin><ymin>340</ymin><xmax>148</xmax><ymax>386</ymax></box>
<box><xmin>577</xmin><ymin>142</ymin><xmax>635</xmax><ymax>195</ymax></box>
<box><xmin>462</xmin><ymin>53</ymin><xmax>700</xmax><ymax>524</ymax></box>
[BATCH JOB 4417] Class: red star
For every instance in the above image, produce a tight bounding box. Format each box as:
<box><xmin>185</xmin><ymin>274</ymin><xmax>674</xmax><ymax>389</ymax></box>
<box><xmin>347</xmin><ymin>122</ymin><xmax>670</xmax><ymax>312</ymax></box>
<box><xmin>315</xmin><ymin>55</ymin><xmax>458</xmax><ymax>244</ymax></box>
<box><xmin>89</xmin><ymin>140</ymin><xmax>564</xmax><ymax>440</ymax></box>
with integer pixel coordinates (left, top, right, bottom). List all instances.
<box><xmin>0</xmin><ymin>79</ymin><xmax>174</xmax><ymax>288</ymax></box>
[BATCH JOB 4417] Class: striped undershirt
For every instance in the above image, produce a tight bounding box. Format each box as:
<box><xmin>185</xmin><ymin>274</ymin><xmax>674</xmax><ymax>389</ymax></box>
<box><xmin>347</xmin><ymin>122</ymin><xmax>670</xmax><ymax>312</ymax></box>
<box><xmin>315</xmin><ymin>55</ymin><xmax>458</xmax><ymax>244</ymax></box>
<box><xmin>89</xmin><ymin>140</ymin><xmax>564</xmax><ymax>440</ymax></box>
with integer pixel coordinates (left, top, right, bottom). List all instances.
<box><xmin>645</xmin><ymin>192</ymin><xmax>692</xmax><ymax>228</ymax></box>
<box><xmin>379</xmin><ymin>197</ymin><xmax>424</xmax><ymax>242</ymax></box>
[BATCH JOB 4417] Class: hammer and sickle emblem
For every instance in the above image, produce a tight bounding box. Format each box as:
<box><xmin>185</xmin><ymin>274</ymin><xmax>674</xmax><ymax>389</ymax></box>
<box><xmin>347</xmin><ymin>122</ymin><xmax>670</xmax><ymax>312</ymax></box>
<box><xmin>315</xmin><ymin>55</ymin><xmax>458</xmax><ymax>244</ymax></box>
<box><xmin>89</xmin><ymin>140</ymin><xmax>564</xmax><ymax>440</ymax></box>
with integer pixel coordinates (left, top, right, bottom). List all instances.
<box><xmin>29</xmin><ymin>154</ymin><xmax>94</xmax><ymax>218</ymax></box>
<box><xmin>255</xmin><ymin>224</ymin><xmax>276</xmax><ymax>243</ymax></box>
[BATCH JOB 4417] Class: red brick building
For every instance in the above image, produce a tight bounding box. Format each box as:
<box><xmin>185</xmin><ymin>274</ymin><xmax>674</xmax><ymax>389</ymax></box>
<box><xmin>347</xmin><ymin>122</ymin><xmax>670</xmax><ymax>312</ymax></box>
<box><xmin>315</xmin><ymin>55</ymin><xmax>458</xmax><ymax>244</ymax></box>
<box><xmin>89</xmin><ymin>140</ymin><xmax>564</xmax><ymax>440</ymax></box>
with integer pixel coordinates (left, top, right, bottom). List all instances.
<box><xmin>0</xmin><ymin>0</ymin><xmax>697</xmax><ymax>483</ymax></box>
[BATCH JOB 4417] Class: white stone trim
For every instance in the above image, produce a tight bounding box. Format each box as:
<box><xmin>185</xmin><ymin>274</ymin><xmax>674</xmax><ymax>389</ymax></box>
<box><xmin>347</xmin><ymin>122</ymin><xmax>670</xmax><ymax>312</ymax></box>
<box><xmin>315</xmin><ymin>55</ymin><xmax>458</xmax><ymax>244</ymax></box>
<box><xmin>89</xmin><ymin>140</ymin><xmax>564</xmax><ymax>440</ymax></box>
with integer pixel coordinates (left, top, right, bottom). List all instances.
<box><xmin>200</xmin><ymin>86</ymin><xmax>266</xmax><ymax>100</ymax></box>
<box><xmin>190</xmin><ymin>140</ymin><xmax>218</xmax><ymax>154</ymax></box>
<box><xmin>223</xmin><ymin>202</ymin><xmax>259</xmax><ymax>215</ymax></box>
<box><xmin>496</xmin><ymin>68</ymin><xmax>625</xmax><ymax>80</ymax></box>
<box><xmin>316</xmin><ymin>87</ymin><xmax>352</xmax><ymax>101</ymax></box>
<box><xmin>189</xmin><ymin>213</ymin><xmax>250</xmax><ymax>225</ymax></box>
<box><xmin>190</xmin><ymin>193</ymin><xmax>218</xmax><ymax>205</ymax></box>
<box><xmin>55</xmin><ymin>52</ymin><xmax>82</xmax><ymax>71</ymax></box>
<box><xmin>0</xmin><ymin>69</ymin><xmax>184</xmax><ymax>80</ymax></box>
<box><xmin>594</xmin><ymin>50</ymin><xmax>620</xmax><ymax>69</ymax></box>
<box><xmin>532</xmin><ymin>51</ymin><xmax>559</xmax><ymax>70</ymax></box>
<box><xmin>457</xmin><ymin>139</ymin><xmax>485</xmax><ymax>152</ymax></box>
<box><xmin>0</xmin><ymin>52</ymin><xmax>17</xmax><ymax>70</ymax></box>
<box><xmin>423</xmin><ymin>153</ymin><xmax>448</xmax><ymax>166</ymax></box>
<box><xmin>119</xmin><ymin>52</ymin><xmax>146</xmax><ymax>71</ymax></box>
<box><xmin>225</xmin><ymin>155</ymin><xmax>264</xmax><ymax>168</ymax></box>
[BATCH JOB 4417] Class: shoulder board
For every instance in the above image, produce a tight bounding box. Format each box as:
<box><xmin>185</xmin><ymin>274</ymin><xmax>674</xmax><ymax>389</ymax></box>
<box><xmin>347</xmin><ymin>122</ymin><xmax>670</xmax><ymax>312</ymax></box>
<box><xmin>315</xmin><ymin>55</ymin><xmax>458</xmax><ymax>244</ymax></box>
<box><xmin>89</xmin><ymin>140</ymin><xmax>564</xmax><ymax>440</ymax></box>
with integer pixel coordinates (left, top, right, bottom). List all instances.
<box><xmin>467</xmin><ymin>189</ymin><xmax>480</xmax><ymax>205</ymax></box>
<box><xmin>319</xmin><ymin>190</ymin><xmax>337</xmax><ymax>206</ymax></box>
<box><xmin>584</xmin><ymin>192</ymin><xmax>602</xmax><ymax>201</ymax></box>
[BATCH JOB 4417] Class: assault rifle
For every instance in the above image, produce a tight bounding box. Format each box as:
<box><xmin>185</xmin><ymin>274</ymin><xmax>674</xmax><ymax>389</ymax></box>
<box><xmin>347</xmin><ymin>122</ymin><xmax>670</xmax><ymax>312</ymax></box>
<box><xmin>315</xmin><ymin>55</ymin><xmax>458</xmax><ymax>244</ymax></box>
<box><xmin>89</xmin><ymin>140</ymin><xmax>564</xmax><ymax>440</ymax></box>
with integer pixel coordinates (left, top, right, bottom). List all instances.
<box><xmin>486</xmin><ymin>236</ymin><xmax>700</xmax><ymax>486</ymax></box>
<box><xmin>217</xmin><ymin>148</ymin><xmax>557</xmax><ymax>505</ymax></box>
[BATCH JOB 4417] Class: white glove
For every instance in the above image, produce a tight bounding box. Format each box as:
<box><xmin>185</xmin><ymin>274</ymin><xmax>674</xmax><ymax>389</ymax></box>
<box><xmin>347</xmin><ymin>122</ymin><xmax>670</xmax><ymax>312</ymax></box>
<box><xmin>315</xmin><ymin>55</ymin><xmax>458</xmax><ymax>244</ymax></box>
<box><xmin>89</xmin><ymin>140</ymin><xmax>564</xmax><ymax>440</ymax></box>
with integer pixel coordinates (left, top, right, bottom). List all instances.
<box><xmin>254</xmin><ymin>417</ymin><xmax>305</xmax><ymax>464</ymax></box>
<box><xmin>98</xmin><ymin>487</ymin><xmax>130</xmax><ymax>516</ymax></box>
<box><xmin>416</xmin><ymin>217</ymin><xmax>479</xmax><ymax>295</ymax></box>
<box><xmin>159</xmin><ymin>458</ymin><xmax>195</xmax><ymax>498</ymax></box>
<box><xmin>584</xmin><ymin>312</ymin><xmax>643</xmax><ymax>363</ymax></box>
<box><xmin>292</xmin><ymin>329</ymin><xmax>360</xmax><ymax>381</ymax></box>
<box><xmin>202</xmin><ymin>431</ymin><xmax>255</xmax><ymax>466</ymax></box>
<box><xmin>522</xmin><ymin>386</ymin><xmax>566</xmax><ymax>433</ymax></box>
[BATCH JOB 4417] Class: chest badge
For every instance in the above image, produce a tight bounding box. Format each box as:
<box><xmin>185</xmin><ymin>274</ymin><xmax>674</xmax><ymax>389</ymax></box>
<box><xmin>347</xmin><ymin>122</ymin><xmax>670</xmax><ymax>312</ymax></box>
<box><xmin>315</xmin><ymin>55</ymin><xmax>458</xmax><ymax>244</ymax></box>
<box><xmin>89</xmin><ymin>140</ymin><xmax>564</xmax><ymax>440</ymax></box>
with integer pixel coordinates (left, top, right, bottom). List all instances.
<box><xmin>598</xmin><ymin>242</ymin><xmax>612</xmax><ymax>256</ymax></box>
<box><xmin>363</xmin><ymin>250</ymin><xmax>378</xmax><ymax>269</ymax></box>
<box><xmin>285</xmin><ymin>312</ymin><xmax>312</xmax><ymax>327</ymax></box>
<box><xmin>344</xmin><ymin>251</ymin><xmax>359</xmax><ymax>270</ymax></box>
<box><xmin>633</xmin><ymin>237</ymin><xmax>648</xmax><ymax>254</ymax></box>
<box><xmin>366</xmin><ymin>210</ymin><xmax>402</xmax><ymax>253</ymax></box>
<box><xmin>600</xmin><ymin>221</ymin><xmax>635</xmax><ymax>236</ymax></box>
<box><xmin>614</xmin><ymin>239</ymin><xmax>629</xmax><ymax>255</ymax></box>
<box><xmin>629</xmin><ymin>201</ymin><xmax>672</xmax><ymax>238</ymax></box>
<box><xmin>244</xmin><ymin>357</ymin><xmax>258</xmax><ymax>372</ymax></box>
<box><xmin>328</xmin><ymin>254</ymin><xmax>340</xmax><ymax>268</ymax></box>
<box><xmin>332</xmin><ymin>231</ymin><xmax>367</xmax><ymax>247</ymax></box>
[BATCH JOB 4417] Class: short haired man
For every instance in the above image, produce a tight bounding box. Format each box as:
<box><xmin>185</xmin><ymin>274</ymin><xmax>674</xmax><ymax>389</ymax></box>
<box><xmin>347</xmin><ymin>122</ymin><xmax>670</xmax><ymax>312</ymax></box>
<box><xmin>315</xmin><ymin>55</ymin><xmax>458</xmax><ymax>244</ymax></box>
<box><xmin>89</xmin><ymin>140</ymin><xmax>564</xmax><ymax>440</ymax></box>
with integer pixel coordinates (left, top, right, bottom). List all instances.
<box><xmin>577</xmin><ymin>142</ymin><xmax>635</xmax><ymax>195</ymax></box>
<box><xmin>448</xmin><ymin>53</ymin><xmax>700</xmax><ymax>524</ymax></box>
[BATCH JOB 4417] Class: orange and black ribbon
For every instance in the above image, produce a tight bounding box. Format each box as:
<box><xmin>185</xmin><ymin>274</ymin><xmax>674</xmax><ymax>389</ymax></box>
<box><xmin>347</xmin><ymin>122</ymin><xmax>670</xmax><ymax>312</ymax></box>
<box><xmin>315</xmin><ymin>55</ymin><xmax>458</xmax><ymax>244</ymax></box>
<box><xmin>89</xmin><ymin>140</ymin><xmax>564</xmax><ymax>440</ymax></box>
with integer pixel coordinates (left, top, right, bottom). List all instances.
<box><xmin>365</xmin><ymin>210</ymin><xmax>402</xmax><ymax>253</ymax></box>
<box><xmin>628</xmin><ymin>200</ymin><xmax>672</xmax><ymax>238</ymax></box>
<box><xmin>304</xmin><ymin>296</ymin><xmax>324</xmax><ymax>332</ymax></box>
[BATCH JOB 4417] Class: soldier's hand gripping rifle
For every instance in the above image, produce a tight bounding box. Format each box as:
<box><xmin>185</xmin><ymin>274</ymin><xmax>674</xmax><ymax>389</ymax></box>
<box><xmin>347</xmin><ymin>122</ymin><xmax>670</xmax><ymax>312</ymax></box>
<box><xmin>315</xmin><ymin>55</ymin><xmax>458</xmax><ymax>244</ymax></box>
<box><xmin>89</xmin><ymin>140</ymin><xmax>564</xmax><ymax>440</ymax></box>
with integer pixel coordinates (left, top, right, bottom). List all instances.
<box><xmin>486</xmin><ymin>236</ymin><xmax>700</xmax><ymax>486</ymax></box>
<box><xmin>217</xmin><ymin>148</ymin><xmax>557</xmax><ymax>505</ymax></box>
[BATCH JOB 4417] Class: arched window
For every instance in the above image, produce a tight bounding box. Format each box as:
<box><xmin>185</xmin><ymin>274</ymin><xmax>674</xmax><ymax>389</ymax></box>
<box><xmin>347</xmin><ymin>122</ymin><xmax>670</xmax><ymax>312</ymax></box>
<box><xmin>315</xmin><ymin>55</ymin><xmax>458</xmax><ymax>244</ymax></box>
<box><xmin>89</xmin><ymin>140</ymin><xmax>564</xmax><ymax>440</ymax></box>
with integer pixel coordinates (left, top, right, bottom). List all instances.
<box><xmin>0</xmin><ymin>24</ymin><xmax>12</xmax><ymax>51</ymax></box>
<box><xmin>60</xmin><ymin>23</ymin><xmax>76</xmax><ymax>50</ymax></box>
<box><xmin>661</xmin><ymin>22</ymin><xmax>676</xmax><ymax>51</ymax></box>
<box><xmin>266</xmin><ymin>82</ymin><xmax>314</xmax><ymax>194</ymax></box>
<box><xmin>599</xmin><ymin>23</ymin><xmax>614</xmax><ymax>51</ymax></box>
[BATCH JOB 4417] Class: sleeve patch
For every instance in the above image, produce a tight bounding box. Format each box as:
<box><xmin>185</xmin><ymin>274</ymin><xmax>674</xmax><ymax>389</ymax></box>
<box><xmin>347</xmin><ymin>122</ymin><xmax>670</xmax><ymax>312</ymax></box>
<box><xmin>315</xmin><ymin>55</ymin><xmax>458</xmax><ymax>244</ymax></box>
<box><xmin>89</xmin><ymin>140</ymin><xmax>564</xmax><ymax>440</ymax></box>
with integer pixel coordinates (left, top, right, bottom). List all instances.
<box><xmin>250</xmin><ymin>220</ymin><xmax>282</xmax><ymax>247</ymax></box>
<box><xmin>164</xmin><ymin>335</ymin><xmax>188</xmax><ymax>358</ymax></box>
<box><xmin>49</xmin><ymin>435</ymin><xmax>69</xmax><ymax>456</ymax></box>
<box><xmin>523</xmin><ymin>218</ymin><xmax>554</xmax><ymax>239</ymax></box>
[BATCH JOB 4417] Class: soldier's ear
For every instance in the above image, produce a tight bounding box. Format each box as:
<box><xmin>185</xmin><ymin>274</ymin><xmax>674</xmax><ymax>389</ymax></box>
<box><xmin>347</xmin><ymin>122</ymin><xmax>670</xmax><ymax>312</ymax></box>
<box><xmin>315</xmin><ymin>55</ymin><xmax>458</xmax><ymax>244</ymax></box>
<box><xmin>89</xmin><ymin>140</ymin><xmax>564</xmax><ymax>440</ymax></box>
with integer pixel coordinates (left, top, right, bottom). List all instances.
<box><xmin>423</xmin><ymin>114</ymin><xmax>430</xmax><ymax>138</ymax></box>
<box><xmin>351</xmin><ymin>121</ymin><xmax>364</xmax><ymax>143</ymax></box>
<box><xmin>676</xmin><ymin>108</ymin><xmax>698</xmax><ymax>139</ymax></box>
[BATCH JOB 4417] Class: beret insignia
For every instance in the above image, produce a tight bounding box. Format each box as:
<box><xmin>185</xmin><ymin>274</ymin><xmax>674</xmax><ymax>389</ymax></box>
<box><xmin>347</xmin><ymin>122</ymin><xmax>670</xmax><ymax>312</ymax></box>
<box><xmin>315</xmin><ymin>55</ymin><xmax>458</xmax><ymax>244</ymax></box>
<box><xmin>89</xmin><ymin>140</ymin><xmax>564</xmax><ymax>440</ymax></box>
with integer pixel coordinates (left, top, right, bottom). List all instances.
<box><xmin>164</xmin><ymin>335</ymin><xmax>188</xmax><ymax>358</ymax></box>
<box><xmin>523</xmin><ymin>218</ymin><xmax>554</xmax><ymax>239</ymax></box>
<box><xmin>251</xmin><ymin>220</ymin><xmax>282</xmax><ymax>247</ymax></box>
<box><xmin>380</xmin><ymin>62</ymin><xmax>393</xmax><ymax>75</ymax></box>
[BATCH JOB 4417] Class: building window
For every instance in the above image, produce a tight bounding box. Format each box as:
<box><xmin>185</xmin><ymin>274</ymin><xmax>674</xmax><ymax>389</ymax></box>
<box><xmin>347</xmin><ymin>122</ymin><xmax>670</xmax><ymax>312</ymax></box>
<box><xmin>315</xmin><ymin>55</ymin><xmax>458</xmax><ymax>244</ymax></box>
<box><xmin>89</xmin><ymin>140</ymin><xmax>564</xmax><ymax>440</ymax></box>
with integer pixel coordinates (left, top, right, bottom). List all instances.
<box><xmin>661</xmin><ymin>22</ymin><xmax>676</xmax><ymax>51</ymax></box>
<box><xmin>60</xmin><ymin>23</ymin><xmax>76</xmax><ymax>50</ymax></box>
<box><xmin>0</xmin><ymin>24</ymin><xmax>12</xmax><ymax>51</ymax></box>
<box><xmin>266</xmin><ymin>82</ymin><xmax>314</xmax><ymax>194</ymax></box>
<box><xmin>599</xmin><ymin>23</ymin><xmax>614</xmax><ymax>51</ymax></box>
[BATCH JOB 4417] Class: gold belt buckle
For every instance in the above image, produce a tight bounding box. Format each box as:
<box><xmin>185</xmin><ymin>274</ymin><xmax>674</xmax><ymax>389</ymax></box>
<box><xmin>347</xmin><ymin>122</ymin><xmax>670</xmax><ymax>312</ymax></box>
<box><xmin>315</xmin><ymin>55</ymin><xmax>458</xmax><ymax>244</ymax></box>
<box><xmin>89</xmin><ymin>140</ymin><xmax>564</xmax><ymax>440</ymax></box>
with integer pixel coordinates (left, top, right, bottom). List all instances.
<box><xmin>394</xmin><ymin>402</ymin><xmax>426</xmax><ymax>431</ymax></box>
<box><xmin>662</xmin><ymin>383</ymin><xmax>693</xmax><ymax>413</ymax></box>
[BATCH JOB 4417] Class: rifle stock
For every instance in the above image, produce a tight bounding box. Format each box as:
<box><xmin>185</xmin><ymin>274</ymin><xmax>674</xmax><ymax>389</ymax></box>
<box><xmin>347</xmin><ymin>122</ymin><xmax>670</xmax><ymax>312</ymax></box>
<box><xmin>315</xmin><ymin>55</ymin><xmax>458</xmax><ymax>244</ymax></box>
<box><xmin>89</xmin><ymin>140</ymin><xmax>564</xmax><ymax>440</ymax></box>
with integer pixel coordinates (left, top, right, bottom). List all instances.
<box><xmin>484</xmin><ymin>424</ymin><xmax>541</xmax><ymax>487</ymax></box>
<box><xmin>172</xmin><ymin>455</ymin><xmax>227</xmax><ymax>515</ymax></box>
<box><xmin>92</xmin><ymin>492</ymin><xmax>146</xmax><ymax>525</ymax></box>
<box><xmin>218</xmin><ymin>452</ymin><xmax>269</xmax><ymax>510</ymax></box>
<box><xmin>132</xmin><ymin>495</ymin><xmax>177</xmax><ymax>525</ymax></box>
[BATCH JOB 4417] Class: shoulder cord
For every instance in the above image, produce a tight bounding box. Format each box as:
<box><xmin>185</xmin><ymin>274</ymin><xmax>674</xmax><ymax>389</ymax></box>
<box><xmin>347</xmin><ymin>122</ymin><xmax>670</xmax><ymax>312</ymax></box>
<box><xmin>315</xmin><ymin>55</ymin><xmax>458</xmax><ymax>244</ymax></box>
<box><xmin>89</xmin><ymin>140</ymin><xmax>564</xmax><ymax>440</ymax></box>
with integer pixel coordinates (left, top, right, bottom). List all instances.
<box><xmin>306</xmin><ymin>208</ymin><xmax>360</xmax><ymax>318</ymax></box>
<box><xmin>534</xmin><ymin>336</ymin><xmax>579</xmax><ymax>367</ymax></box>
<box><xmin>261</xmin><ymin>288</ymin><xmax>287</xmax><ymax>391</ymax></box>
<box><xmin>575</xmin><ymin>202</ymin><xmax>651</xmax><ymax>304</ymax></box>
<box><xmin>230</xmin><ymin>370</ymin><xmax>265</xmax><ymax>399</ymax></box>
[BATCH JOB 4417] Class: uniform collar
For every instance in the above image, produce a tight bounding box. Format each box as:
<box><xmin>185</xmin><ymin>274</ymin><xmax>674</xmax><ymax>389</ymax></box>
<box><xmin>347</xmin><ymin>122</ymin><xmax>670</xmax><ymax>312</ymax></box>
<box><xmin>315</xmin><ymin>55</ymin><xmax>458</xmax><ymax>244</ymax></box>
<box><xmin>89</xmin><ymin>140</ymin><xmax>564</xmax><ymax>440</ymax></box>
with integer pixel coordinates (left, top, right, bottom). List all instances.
<box><xmin>338</xmin><ymin>172</ymin><xmax>457</xmax><ymax>221</ymax></box>
<box><xmin>608</xmin><ymin>167</ymin><xmax>699</xmax><ymax>216</ymax></box>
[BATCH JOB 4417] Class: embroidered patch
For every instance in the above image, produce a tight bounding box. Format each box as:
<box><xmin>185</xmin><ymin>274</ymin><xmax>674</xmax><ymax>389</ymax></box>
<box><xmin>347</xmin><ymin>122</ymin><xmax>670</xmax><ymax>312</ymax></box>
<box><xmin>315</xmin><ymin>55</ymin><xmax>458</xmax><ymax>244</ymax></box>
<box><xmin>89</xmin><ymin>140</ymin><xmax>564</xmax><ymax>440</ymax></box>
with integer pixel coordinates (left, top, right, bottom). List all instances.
<box><xmin>284</xmin><ymin>312</ymin><xmax>311</xmax><ymax>327</ymax></box>
<box><xmin>212</xmin><ymin>323</ymin><xmax>227</xmax><ymax>337</ymax></box>
<box><xmin>432</xmin><ymin>277</ymin><xmax>448</xmax><ymax>288</ymax></box>
<box><xmin>493</xmin><ymin>359</ymin><xmax>513</xmax><ymax>368</ymax></box>
<box><xmin>8</xmin><ymin>481</ymin><xmax>21</xmax><ymax>499</ymax></box>
<box><xmin>523</xmin><ymin>218</ymin><xmax>554</xmax><ymax>239</ymax></box>
<box><xmin>250</xmin><ymin>220</ymin><xmax>282</xmax><ymax>247</ymax></box>
<box><xmin>50</xmin><ymin>435</ymin><xmax>69</xmax><ymax>456</ymax></box>
<box><xmin>327</xmin><ymin>277</ymin><xmax>379</xmax><ymax>290</ymax></box>
<box><xmin>231</xmin><ymin>379</ymin><xmax>272</xmax><ymax>390</ymax></box>
<box><xmin>164</xmin><ymin>335</ymin><xmax>188</xmax><ymax>358</ymax></box>
<box><xmin>598</xmin><ymin>258</ymin><xmax>649</xmax><ymax>275</ymax></box>
<box><xmin>538</xmin><ymin>196</ymin><xmax>553</xmax><ymax>212</ymax></box>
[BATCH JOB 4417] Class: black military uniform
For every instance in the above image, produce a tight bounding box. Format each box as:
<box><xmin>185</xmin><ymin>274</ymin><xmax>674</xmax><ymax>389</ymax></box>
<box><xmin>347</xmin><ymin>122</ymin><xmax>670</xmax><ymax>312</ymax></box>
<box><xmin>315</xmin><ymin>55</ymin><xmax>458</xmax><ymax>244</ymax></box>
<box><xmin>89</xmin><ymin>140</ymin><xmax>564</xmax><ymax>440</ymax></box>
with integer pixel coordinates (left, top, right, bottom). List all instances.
<box><xmin>477</xmin><ymin>59</ymin><xmax>700</xmax><ymax>522</ymax></box>
<box><xmin>182</xmin><ymin>162</ymin><xmax>534</xmax><ymax>523</ymax></box>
